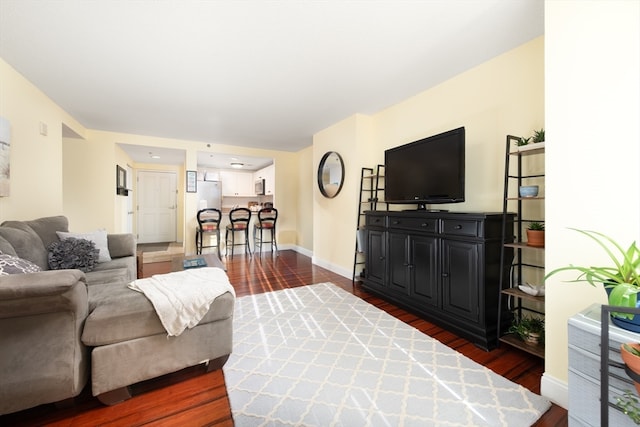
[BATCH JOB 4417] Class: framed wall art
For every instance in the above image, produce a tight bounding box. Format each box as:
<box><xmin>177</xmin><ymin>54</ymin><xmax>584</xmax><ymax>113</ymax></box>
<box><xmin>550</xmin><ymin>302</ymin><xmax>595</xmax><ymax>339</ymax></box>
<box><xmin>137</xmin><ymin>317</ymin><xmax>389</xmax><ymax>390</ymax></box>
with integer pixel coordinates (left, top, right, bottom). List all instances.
<box><xmin>116</xmin><ymin>165</ymin><xmax>128</xmax><ymax>196</ymax></box>
<box><xmin>186</xmin><ymin>170</ymin><xmax>197</xmax><ymax>193</ymax></box>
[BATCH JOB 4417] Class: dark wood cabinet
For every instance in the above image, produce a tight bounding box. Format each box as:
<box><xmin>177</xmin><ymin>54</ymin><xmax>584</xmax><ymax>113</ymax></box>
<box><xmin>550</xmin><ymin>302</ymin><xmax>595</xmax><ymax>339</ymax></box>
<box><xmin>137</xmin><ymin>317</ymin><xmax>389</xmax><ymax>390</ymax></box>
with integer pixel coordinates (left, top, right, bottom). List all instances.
<box><xmin>365</xmin><ymin>228</ymin><xmax>386</xmax><ymax>287</ymax></box>
<box><xmin>363</xmin><ymin>210</ymin><xmax>513</xmax><ymax>350</ymax></box>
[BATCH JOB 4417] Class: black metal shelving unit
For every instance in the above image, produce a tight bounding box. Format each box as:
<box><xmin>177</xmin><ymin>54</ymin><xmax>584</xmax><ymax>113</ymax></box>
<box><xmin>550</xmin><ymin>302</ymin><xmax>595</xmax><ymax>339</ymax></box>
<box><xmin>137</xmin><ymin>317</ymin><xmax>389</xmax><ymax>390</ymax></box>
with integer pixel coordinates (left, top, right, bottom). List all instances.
<box><xmin>352</xmin><ymin>165</ymin><xmax>385</xmax><ymax>284</ymax></box>
<box><xmin>497</xmin><ymin>136</ymin><xmax>546</xmax><ymax>358</ymax></box>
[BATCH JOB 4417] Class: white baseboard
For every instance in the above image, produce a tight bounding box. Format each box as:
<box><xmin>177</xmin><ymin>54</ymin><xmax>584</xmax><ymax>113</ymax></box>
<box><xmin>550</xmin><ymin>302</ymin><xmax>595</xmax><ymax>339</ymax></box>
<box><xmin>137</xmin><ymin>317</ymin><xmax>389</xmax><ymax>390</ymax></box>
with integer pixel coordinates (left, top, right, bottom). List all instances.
<box><xmin>541</xmin><ymin>372</ymin><xmax>568</xmax><ymax>409</ymax></box>
<box><xmin>311</xmin><ymin>256</ymin><xmax>352</xmax><ymax>280</ymax></box>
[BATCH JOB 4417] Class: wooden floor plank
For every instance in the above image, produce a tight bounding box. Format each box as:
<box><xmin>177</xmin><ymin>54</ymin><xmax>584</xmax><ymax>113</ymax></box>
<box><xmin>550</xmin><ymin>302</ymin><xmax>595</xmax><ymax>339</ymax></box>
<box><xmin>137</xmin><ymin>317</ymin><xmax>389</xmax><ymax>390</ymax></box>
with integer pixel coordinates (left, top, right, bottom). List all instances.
<box><xmin>0</xmin><ymin>250</ymin><xmax>567</xmax><ymax>426</ymax></box>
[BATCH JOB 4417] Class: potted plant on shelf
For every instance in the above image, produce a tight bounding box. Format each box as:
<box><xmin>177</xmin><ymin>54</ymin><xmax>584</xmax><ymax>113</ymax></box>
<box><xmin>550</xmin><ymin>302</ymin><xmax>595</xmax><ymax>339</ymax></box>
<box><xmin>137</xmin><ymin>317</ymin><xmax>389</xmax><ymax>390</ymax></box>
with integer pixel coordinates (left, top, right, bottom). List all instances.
<box><xmin>545</xmin><ymin>229</ymin><xmax>640</xmax><ymax>332</ymax></box>
<box><xmin>618</xmin><ymin>343</ymin><xmax>640</xmax><ymax>424</ymax></box>
<box><xmin>621</xmin><ymin>343</ymin><xmax>640</xmax><ymax>393</ymax></box>
<box><xmin>526</xmin><ymin>222</ymin><xmax>545</xmax><ymax>247</ymax></box>
<box><xmin>508</xmin><ymin>315</ymin><xmax>545</xmax><ymax>345</ymax></box>
<box><xmin>515</xmin><ymin>136</ymin><xmax>531</xmax><ymax>148</ymax></box>
<box><xmin>532</xmin><ymin>128</ymin><xmax>545</xmax><ymax>144</ymax></box>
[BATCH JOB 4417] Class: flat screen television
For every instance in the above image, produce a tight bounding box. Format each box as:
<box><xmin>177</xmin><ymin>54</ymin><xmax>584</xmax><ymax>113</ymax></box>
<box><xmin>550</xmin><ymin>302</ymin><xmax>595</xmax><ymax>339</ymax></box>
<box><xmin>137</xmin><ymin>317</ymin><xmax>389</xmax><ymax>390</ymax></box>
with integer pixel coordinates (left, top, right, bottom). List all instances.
<box><xmin>384</xmin><ymin>126</ymin><xmax>465</xmax><ymax>209</ymax></box>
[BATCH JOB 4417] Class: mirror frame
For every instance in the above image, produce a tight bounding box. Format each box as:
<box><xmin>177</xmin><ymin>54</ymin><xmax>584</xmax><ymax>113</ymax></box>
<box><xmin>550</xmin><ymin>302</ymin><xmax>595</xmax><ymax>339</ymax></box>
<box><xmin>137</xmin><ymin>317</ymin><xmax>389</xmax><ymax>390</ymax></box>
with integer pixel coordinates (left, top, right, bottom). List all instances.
<box><xmin>317</xmin><ymin>151</ymin><xmax>345</xmax><ymax>198</ymax></box>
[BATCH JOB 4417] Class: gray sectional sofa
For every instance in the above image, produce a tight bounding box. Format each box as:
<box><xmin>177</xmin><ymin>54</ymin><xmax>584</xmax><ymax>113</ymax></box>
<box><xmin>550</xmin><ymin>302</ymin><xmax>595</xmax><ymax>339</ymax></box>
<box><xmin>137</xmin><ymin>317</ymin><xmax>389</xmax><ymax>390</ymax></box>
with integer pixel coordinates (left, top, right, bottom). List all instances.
<box><xmin>0</xmin><ymin>216</ymin><xmax>234</xmax><ymax>414</ymax></box>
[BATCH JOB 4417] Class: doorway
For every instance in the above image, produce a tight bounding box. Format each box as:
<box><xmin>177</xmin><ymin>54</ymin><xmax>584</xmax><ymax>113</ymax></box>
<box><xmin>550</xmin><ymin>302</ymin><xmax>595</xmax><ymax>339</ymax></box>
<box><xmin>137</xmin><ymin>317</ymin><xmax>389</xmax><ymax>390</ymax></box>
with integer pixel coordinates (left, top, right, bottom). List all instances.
<box><xmin>137</xmin><ymin>170</ymin><xmax>177</xmax><ymax>244</ymax></box>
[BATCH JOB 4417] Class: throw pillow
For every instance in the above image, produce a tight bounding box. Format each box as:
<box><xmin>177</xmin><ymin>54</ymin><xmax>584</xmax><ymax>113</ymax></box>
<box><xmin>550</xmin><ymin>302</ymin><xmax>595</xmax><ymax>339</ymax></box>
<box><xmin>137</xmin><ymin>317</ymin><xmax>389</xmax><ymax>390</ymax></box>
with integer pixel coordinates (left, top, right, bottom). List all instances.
<box><xmin>48</xmin><ymin>238</ymin><xmax>99</xmax><ymax>273</ymax></box>
<box><xmin>56</xmin><ymin>229</ymin><xmax>112</xmax><ymax>263</ymax></box>
<box><xmin>0</xmin><ymin>253</ymin><xmax>42</xmax><ymax>275</ymax></box>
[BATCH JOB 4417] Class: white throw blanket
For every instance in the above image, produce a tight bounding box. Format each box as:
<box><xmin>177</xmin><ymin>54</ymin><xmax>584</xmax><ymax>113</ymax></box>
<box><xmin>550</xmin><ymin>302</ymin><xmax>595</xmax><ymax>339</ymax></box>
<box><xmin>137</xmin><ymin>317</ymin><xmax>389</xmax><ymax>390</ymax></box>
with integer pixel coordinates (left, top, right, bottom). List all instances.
<box><xmin>128</xmin><ymin>267</ymin><xmax>235</xmax><ymax>337</ymax></box>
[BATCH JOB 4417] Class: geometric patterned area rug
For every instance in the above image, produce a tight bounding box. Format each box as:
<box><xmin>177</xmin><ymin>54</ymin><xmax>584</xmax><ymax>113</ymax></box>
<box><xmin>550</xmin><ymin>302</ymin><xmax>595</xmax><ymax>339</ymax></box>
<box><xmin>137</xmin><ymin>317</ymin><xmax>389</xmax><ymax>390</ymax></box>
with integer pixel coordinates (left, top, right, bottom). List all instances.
<box><xmin>223</xmin><ymin>283</ymin><xmax>551</xmax><ymax>426</ymax></box>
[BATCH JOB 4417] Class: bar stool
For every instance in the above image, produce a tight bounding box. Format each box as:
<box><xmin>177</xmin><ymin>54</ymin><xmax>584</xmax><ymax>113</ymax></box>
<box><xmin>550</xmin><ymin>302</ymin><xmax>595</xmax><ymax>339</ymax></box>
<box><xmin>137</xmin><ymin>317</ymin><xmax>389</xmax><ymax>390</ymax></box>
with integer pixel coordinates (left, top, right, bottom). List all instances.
<box><xmin>196</xmin><ymin>208</ymin><xmax>222</xmax><ymax>258</ymax></box>
<box><xmin>225</xmin><ymin>207</ymin><xmax>252</xmax><ymax>258</ymax></box>
<box><xmin>254</xmin><ymin>207</ymin><xmax>278</xmax><ymax>256</ymax></box>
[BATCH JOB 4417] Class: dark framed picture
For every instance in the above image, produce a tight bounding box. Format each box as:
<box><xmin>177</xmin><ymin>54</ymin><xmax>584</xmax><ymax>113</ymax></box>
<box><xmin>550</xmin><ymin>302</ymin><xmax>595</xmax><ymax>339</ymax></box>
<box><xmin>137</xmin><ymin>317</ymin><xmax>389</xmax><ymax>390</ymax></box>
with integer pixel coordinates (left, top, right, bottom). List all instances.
<box><xmin>116</xmin><ymin>165</ymin><xmax>128</xmax><ymax>196</ymax></box>
<box><xmin>186</xmin><ymin>170</ymin><xmax>197</xmax><ymax>193</ymax></box>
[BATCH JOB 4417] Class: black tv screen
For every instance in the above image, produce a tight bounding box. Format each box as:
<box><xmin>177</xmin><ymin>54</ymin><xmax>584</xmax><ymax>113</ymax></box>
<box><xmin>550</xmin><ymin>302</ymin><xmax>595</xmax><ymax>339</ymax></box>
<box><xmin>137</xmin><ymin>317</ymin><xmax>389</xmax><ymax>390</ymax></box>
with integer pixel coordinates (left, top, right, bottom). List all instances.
<box><xmin>384</xmin><ymin>127</ymin><xmax>465</xmax><ymax>207</ymax></box>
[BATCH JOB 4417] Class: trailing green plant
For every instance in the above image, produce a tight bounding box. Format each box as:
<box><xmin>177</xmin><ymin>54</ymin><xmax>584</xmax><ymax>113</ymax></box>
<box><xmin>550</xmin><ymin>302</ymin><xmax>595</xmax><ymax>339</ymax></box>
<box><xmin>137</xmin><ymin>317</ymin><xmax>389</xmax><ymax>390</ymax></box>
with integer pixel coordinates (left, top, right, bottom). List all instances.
<box><xmin>545</xmin><ymin>229</ymin><xmax>640</xmax><ymax>319</ymax></box>
<box><xmin>532</xmin><ymin>128</ymin><xmax>545</xmax><ymax>143</ymax></box>
<box><xmin>508</xmin><ymin>315</ymin><xmax>545</xmax><ymax>341</ymax></box>
<box><xmin>625</xmin><ymin>343</ymin><xmax>640</xmax><ymax>357</ymax></box>
<box><xmin>616</xmin><ymin>390</ymin><xmax>640</xmax><ymax>425</ymax></box>
<box><xmin>528</xmin><ymin>222</ymin><xmax>545</xmax><ymax>231</ymax></box>
<box><xmin>516</xmin><ymin>136</ymin><xmax>531</xmax><ymax>146</ymax></box>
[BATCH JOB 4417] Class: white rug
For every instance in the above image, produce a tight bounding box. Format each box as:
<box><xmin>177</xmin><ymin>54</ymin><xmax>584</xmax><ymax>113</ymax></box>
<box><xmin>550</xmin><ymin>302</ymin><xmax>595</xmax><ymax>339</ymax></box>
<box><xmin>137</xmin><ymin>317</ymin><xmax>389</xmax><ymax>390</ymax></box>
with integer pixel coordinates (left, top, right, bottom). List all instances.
<box><xmin>223</xmin><ymin>283</ymin><xmax>551</xmax><ymax>426</ymax></box>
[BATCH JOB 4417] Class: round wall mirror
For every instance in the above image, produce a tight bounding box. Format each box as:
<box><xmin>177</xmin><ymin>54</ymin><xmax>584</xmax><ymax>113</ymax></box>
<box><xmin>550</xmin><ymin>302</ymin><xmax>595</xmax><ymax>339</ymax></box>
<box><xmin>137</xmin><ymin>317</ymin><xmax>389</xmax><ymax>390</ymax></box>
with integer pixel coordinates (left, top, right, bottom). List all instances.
<box><xmin>317</xmin><ymin>151</ymin><xmax>345</xmax><ymax>198</ymax></box>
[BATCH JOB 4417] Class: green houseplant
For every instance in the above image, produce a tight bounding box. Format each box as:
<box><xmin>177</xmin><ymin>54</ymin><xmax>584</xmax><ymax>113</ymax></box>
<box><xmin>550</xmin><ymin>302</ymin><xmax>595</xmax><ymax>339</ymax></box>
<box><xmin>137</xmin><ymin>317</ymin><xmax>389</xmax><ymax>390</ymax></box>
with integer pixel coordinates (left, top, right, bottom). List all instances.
<box><xmin>508</xmin><ymin>315</ymin><xmax>545</xmax><ymax>345</ymax></box>
<box><xmin>516</xmin><ymin>136</ymin><xmax>531</xmax><ymax>147</ymax></box>
<box><xmin>532</xmin><ymin>128</ymin><xmax>545</xmax><ymax>143</ymax></box>
<box><xmin>545</xmin><ymin>229</ymin><xmax>640</xmax><ymax>329</ymax></box>
<box><xmin>618</xmin><ymin>343</ymin><xmax>640</xmax><ymax>424</ymax></box>
<box><xmin>526</xmin><ymin>222</ymin><xmax>545</xmax><ymax>248</ymax></box>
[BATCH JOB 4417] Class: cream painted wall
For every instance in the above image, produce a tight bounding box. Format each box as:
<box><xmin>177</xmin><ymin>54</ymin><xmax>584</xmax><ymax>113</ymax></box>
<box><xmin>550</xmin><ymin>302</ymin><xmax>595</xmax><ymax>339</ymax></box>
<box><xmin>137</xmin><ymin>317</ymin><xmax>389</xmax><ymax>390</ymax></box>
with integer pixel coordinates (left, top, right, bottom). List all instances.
<box><xmin>0</xmin><ymin>58</ymin><xmax>85</xmax><ymax>221</ymax></box>
<box><xmin>312</xmin><ymin>39</ymin><xmax>544</xmax><ymax>278</ymax></box>
<box><xmin>296</xmin><ymin>146</ymin><xmax>314</xmax><ymax>253</ymax></box>
<box><xmin>373</xmin><ymin>37</ymin><xmax>544</xmax><ymax>213</ymax></box>
<box><xmin>542</xmin><ymin>0</ymin><xmax>640</xmax><ymax>408</ymax></box>
<box><xmin>313</xmin><ymin>114</ymin><xmax>375</xmax><ymax>276</ymax></box>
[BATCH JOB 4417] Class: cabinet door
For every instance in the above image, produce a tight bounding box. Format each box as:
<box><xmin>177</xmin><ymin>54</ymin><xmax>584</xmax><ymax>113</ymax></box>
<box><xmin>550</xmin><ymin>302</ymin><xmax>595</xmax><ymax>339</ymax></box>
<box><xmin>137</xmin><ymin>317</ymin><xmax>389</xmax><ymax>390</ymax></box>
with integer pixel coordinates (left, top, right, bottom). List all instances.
<box><xmin>388</xmin><ymin>232</ymin><xmax>410</xmax><ymax>295</ymax></box>
<box><xmin>441</xmin><ymin>239</ymin><xmax>480</xmax><ymax>323</ymax></box>
<box><xmin>236</xmin><ymin>173</ymin><xmax>253</xmax><ymax>196</ymax></box>
<box><xmin>365</xmin><ymin>230</ymin><xmax>386</xmax><ymax>286</ymax></box>
<box><xmin>219</xmin><ymin>171</ymin><xmax>238</xmax><ymax>196</ymax></box>
<box><xmin>411</xmin><ymin>235</ymin><xmax>439</xmax><ymax>307</ymax></box>
<box><xmin>220</xmin><ymin>171</ymin><xmax>254</xmax><ymax>196</ymax></box>
<box><xmin>260</xmin><ymin>164</ymin><xmax>275</xmax><ymax>195</ymax></box>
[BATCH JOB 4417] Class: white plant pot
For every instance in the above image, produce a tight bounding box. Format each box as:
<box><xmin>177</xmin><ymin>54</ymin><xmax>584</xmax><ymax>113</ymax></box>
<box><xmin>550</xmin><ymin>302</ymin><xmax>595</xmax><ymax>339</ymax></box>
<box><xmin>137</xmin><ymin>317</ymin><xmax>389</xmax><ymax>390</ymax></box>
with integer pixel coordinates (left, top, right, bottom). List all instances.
<box><xmin>517</xmin><ymin>141</ymin><xmax>545</xmax><ymax>152</ymax></box>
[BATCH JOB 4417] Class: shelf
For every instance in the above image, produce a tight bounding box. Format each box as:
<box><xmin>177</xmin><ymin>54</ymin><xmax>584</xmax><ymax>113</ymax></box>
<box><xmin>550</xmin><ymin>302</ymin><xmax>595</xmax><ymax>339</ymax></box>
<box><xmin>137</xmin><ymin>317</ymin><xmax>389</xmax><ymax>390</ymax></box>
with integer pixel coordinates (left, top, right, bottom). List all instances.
<box><xmin>498</xmin><ymin>134</ymin><xmax>546</xmax><ymax>359</ymax></box>
<box><xmin>501</xmin><ymin>287</ymin><xmax>545</xmax><ymax>303</ymax></box>
<box><xmin>504</xmin><ymin>242</ymin><xmax>545</xmax><ymax>250</ymax></box>
<box><xmin>499</xmin><ymin>333</ymin><xmax>545</xmax><ymax>358</ymax></box>
<box><xmin>509</xmin><ymin>146</ymin><xmax>544</xmax><ymax>156</ymax></box>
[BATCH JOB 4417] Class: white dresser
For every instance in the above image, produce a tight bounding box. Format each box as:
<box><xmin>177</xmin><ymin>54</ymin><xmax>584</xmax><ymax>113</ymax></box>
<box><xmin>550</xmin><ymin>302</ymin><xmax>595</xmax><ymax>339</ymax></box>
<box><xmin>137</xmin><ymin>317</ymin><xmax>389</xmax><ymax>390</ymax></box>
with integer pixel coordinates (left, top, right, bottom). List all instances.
<box><xmin>568</xmin><ymin>304</ymin><xmax>640</xmax><ymax>426</ymax></box>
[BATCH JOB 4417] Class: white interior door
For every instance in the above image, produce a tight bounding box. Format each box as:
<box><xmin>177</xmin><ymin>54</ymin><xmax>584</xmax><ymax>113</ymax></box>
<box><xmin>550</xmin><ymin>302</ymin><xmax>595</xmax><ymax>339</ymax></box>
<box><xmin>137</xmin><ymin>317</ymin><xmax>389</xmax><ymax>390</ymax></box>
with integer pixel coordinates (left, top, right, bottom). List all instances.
<box><xmin>137</xmin><ymin>171</ymin><xmax>177</xmax><ymax>244</ymax></box>
<box><xmin>125</xmin><ymin>165</ymin><xmax>134</xmax><ymax>233</ymax></box>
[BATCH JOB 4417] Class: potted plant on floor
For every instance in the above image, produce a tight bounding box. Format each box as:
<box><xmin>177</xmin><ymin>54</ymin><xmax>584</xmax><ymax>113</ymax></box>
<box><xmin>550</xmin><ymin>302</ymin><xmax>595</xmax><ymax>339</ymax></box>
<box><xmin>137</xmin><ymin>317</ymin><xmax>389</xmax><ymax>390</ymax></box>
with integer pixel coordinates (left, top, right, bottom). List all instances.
<box><xmin>526</xmin><ymin>222</ymin><xmax>545</xmax><ymax>247</ymax></box>
<box><xmin>508</xmin><ymin>315</ymin><xmax>545</xmax><ymax>345</ymax></box>
<box><xmin>545</xmin><ymin>229</ymin><xmax>640</xmax><ymax>331</ymax></box>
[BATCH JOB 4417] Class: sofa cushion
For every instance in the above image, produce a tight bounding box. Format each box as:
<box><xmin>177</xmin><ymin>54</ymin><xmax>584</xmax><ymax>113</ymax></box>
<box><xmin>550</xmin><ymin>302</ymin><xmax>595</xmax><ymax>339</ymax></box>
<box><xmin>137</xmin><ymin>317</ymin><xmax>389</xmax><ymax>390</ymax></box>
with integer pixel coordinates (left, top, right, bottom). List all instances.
<box><xmin>0</xmin><ymin>254</ymin><xmax>42</xmax><ymax>275</ymax></box>
<box><xmin>48</xmin><ymin>238</ymin><xmax>99</xmax><ymax>273</ymax></box>
<box><xmin>82</xmin><ymin>282</ymin><xmax>234</xmax><ymax>346</ymax></box>
<box><xmin>19</xmin><ymin>216</ymin><xmax>69</xmax><ymax>249</ymax></box>
<box><xmin>57</xmin><ymin>230</ymin><xmax>111</xmax><ymax>263</ymax></box>
<box><xmin>0</xmin><ymin>224</ymin><xmax>48</xmax><ymax>269</ymax></box>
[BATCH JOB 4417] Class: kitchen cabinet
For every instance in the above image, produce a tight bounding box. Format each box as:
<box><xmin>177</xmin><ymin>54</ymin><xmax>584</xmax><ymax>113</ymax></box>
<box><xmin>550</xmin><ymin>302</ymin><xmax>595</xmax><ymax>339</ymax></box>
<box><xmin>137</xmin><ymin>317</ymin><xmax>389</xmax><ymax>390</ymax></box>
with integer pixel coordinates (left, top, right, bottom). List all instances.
<box><xmin>219</xmin><ymin>170</ymin><xmax>254</xmax><ymax>197</ymax></box>
<box><xmin>254</xmin><ymin>164</ymin><xmax>275</xmax><ymax>195</ymax></box>
<box><xmin>363</xmin><ymin>210</ymin><xmax>513</xmax><ymax>350</ymax></box>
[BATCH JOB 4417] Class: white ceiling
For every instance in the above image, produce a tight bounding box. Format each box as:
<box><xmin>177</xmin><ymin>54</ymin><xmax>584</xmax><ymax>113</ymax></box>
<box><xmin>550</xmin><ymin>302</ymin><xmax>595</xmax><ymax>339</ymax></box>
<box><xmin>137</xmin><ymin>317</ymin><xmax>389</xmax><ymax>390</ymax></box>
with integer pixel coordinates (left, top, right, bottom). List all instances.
<box><xmin>0</xmin><ymin>0</ymin><xmax>543</xmax><ymax>164</ymax></box>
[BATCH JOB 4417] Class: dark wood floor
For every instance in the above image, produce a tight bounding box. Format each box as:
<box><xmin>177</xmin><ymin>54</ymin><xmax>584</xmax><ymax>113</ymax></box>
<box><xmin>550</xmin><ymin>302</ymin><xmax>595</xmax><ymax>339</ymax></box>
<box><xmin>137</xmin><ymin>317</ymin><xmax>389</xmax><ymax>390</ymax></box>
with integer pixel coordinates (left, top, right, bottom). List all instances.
<box><xmin>1</xmin><ymin>250</ymin><xmax>567</xmax><ymax>426</ymax></box>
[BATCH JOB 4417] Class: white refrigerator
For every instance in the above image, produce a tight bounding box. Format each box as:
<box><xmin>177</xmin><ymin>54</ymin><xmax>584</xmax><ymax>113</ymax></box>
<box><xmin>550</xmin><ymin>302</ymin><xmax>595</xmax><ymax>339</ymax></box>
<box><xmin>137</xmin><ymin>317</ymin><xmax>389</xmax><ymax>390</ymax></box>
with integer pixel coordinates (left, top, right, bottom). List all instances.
<box><xmin>197</xmin><ymin>180</ymin><xmax>222</xmax><ymax>211</ymax></box>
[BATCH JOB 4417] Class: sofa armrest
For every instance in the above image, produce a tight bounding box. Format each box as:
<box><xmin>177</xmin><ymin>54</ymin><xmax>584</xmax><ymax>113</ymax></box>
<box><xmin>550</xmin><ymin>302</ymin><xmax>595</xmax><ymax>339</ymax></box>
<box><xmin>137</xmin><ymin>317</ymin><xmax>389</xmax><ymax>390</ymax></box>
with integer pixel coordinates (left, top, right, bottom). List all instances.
<box><xmin>0</xmin><ymin>270</ymin><xmax>88</xmax><ymax>319</ymax></box>
<box><xmin>107</xmin><ymin>233</ymin><xmax>136</xmax><ymax>258</ymax></box>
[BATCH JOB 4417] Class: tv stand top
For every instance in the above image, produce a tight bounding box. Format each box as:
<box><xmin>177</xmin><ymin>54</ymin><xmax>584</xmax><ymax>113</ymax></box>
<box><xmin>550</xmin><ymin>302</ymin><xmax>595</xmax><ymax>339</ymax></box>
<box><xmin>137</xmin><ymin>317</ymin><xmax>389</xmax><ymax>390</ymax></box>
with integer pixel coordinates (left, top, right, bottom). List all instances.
<box><xmin>404</xmin><ymin>208</ymin><xmax>449</xmax><ymax>212</ymax></box>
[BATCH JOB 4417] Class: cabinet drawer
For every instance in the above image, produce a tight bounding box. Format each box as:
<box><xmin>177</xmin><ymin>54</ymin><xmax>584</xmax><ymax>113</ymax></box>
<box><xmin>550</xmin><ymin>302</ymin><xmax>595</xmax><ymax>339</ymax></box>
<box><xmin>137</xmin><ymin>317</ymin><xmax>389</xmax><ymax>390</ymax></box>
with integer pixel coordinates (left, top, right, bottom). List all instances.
<box><xmin>388</xmin><ymin>216</ymin><xmax>437</xmax><ymax>233</ymax></box>
<box><xmin>366</xmin><ymin>215</ymin><xmax>386</xmax><ymax>228</ymax></box>
<box><xmin>442</xmin><ymin>219</ymin><xmax>480</xmax><ymax>237</ymax></box>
